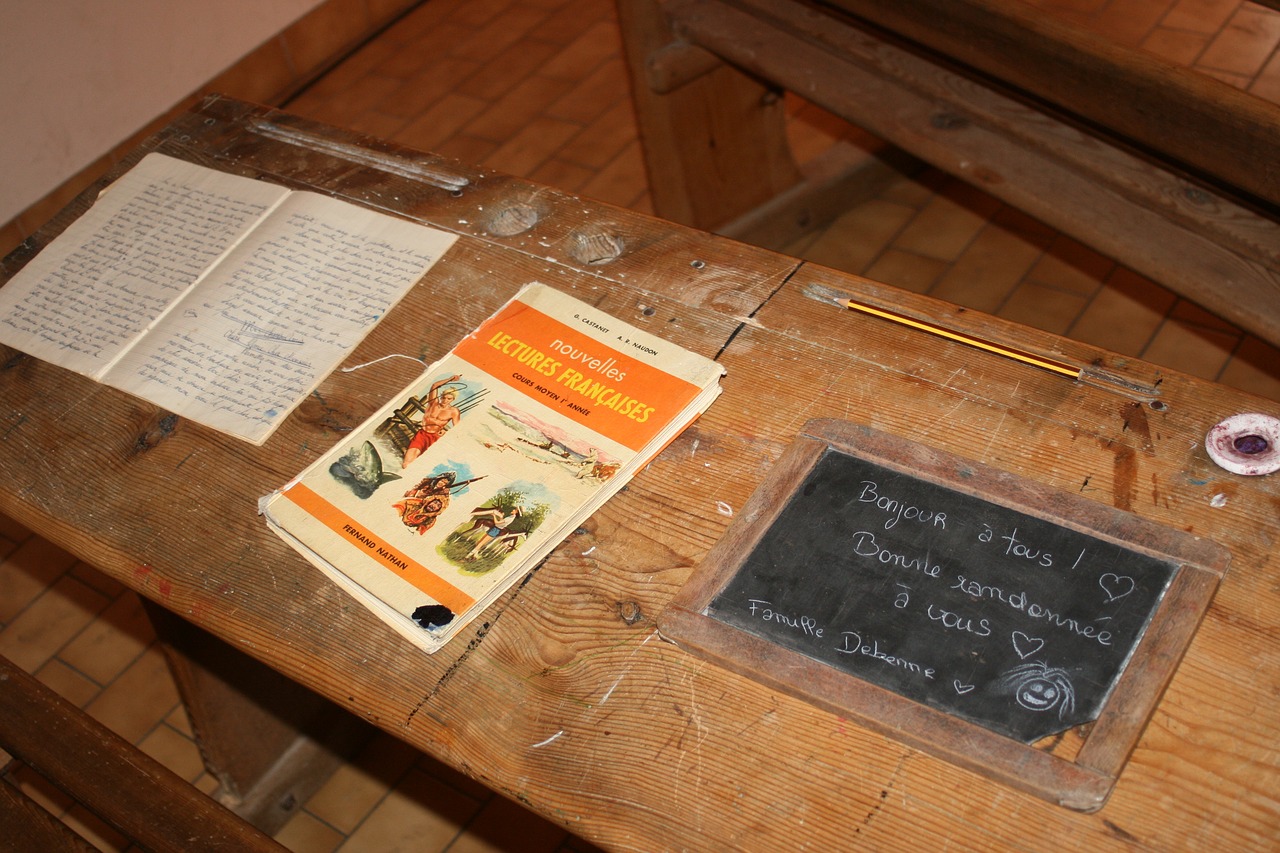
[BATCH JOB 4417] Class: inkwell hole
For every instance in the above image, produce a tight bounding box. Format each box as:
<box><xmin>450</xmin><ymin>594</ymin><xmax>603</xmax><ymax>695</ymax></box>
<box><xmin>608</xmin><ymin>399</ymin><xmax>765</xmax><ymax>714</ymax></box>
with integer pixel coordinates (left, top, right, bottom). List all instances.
<box><xmin>1234</xmin><ymin>434</ymin><xmax>1269</xmax><ymax>455</ymax></box>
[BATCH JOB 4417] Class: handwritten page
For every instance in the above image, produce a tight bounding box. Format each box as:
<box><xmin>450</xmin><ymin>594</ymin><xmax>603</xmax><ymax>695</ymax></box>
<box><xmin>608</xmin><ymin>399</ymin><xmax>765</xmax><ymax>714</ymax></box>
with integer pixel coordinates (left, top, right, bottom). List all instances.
<box><xmin>0</xmin><ymin>154</ymin><xmax>286</xmax><ymax>375</ymax></box>
<box><xmin>107</xmin><ymin>192</ymin><xmax>456</xmax><ymax>443</ymax></box>
<box><xmin>0</xmin><ymin>154</ymin><xmax>458</xmax><ymax>444</ymax></box>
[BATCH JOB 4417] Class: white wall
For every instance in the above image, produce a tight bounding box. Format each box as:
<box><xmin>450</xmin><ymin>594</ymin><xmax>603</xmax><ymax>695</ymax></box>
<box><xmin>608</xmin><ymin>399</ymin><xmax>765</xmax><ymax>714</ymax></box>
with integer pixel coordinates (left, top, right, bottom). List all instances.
<box><xmin>0</xmin><ymin>0</ymin><xmax>325</xmax><ymax>224</ymax></box>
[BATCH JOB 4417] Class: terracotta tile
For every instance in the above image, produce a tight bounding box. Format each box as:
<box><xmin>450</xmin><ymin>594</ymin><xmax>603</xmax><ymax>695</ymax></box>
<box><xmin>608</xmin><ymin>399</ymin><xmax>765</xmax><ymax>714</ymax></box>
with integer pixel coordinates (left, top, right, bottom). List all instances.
<box><xmin>1166</xmin><ymin>295</ymin><xmax>1242</xmax><ymax>332</ymax></box>
<box><xmin>997</xmin><ymin>281</ymin><xmax>1091</xmax><ymax>336</ymax></box>
<box><xmin>0</xmin><ymin>575</ymin><xmax>109</xmax><ymax>673</ymax></box>
<box><xmin>1141</xmin><ymin>308</ymin><xmax>1240</xmax><ymax>380</ymax></box>
<box><xmin>786</xmin><ymin>98</ymin><xmax>861</xmax><ymax>164</ymax></box>
<box><xmin>68</xmin><ymin>561</ymin><xmax>127</xmax><ymax>599</ymax></box>
<box><xmin>798</xmin><ymin>198</ymin><xmax>919</xmax><ymax>275</ymax></box>
<box><xmin>137</xmin><ymin>724</ymin><xmax>206</xmax><ymax>783</ymax></box>
<box><xmin>378</xmin><ymin>57</ymin><xmax>485</xmax><ymax>119</ymax></box>
<box><xmin>528</xmin><ymin>158</ymin><xmax>596</xmax><ymax>193</ymax></box>
<box><xmin>448</xmin><ymin>4</ymin><xmax>554</xmax><ymax>65</ymax></box>
<box><xmin>305</xmin><ymin>732</ymin><xmax>423</xmax><ymax>833</ymax></box>
<box><xmin>59</xmin><ymin>591</ymin><xmax>155</xmax><ymax>686</ymax></box>
<box><xmin>447</xmin><ymin>794</ymin><xmax>569</xmax><ymax>853</ymax></box>
<box><xmin>458</xmin><ymin>39</ymin><xmax>563</xmax><ymax>102</ymax></box>
<box><xmin>577</xmin><ymin>139</ymin><xmax>650</xmax><ymax>209</ymax></box>
<box><xmin>876</xmin><ymin>168</ymin><xmax>948</xmax><ymax>209</ymax></box>
<box><xmin>1141</xmin><ymin>26</ymin><xmax>1210</xmax><ymax>65</ymax></box>
<box><xmin>0</xmin><ymin>533</ymin><xmax>78</xmax><ymax>623</ymax></box>
<box><xmin>345</xmin><ymin>108</ymin><xmax>413</xmax><ymax>144</ymax></box>
<box><xmin>545</xmin><ymin>58</ymin><xmax>630</xmax><ymax>126</ymax></box>
<box><xmin>393</xmin><ymin>93</ymin><xmax>491</xmax><ymax>153</ymax></box>
<box><xmin>1249</xmin><ymin>47</ymin><xmax>1280</xmax><ymax>103</ymax></box>
<box><xmin>274</xmin><ymin>809</ymin><xmax>346</xmax><ymax>853</ymax></box>
<box><xmin>371</xmin><ymin>35</ymin><xmax>445</xmax><ymax>82</ymax></box>
<box><xmin>295</xmin><ymin>72</ymin><xmax>403</xmax><ymax>127</ymax></box>
<box><xmin>1083</xmin><ymin>0</ymin><xmax>1173</xmax><ymax>47</ymax></box>
<box><xmin>537</xmin><ymin>20</ymin><xmax>622</xmax><ymax>80</ymax></box>
<box><xmin>34</xmin><ymin>657</ymin><xmax>101</xmax><ymax>708</ymax></box>
<box><xmin>557</xmin><ymin>100</ymin><xmax>637</xmax><ymax>170</ymax></box>
<box><xmin>928</xmin><ymin>221</ymin><xmax>1049</xmax><ymax>313</ymax></box>
<box><xmin>465</xmin><ymin>76</ymin><xmax>578</xmax><ymax>143</ymax></box>
<box><xmin>1025</xmin><ymin>235</ymin><xmax>1114</xmax><ymax>297</ymax></box>
<box><xmin>484</xmin><ymin>116</ymin><xmax>584</xmax><ymax>177</ymax></box>
<box><xmin>432</xmin><ymin>134</ymin><xmax>501</xmax><ymax>165</ymax></box>
<box><xmin>893</xmin><ymin>179</ymin><xmax>1003</xmax><ymax>262</ymax></box>
<box><xmin>863</xmin><ymin>249</ymin><xmax>949</xmax><ymax>294</ymax></box>
<box><xmin>1197</xmin><ymin>6</ymin><xmax>1280</xmax><ymax>76</ymax></box>
<box><xmin>83</xmin><ymin>644</ymin><xmax>180</xmax><ymax>744</ymax></box>
<box><xmin>533</xmin><ymin>0</ymin><xmax>618</xmax><ymax>48</ymax></box>
<box><xmin>1067</xmin><ymin>267</ymin><xmax>1176</xmax><ymax>356</ymax></box>
<box><xmin>413</xmin><ymin>752</ymin><xmax>495</xmax><ymax>802</ymax></box>
<box><xmin>447</xmin><ymin>0</ymin><xmax>517</xmax><ymax>29</ymax></box>
<box><xmin>1216</xmin><ymin>335</ymin><xmax>1280</xmax><ymax>401</ymax></box>
<box><xmin>1163</xmin><ymin>0</ymin><xmax>1241</xmax><ymax>34</ymax></box>
<box><xmin>340</xmin><ymin>767</ymin><xmax>482</xmax><ymax>850</ymax></box>
<box><xmin>308</xmin><ymin>38</ymin><xmax>403</xmax><ymax>96</ymax></box>
<box><xmin>166</xmin><ymin>701</ymin><xmax>194</xmax><ymax>738</ymax></box>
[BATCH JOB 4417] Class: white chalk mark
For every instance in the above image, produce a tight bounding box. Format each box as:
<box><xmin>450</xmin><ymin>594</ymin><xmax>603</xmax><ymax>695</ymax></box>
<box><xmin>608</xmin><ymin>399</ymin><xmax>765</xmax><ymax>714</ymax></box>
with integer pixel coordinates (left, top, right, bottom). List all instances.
<box><xmin>600</xmin><ymin>673</ymin><xmax>625</xmax><ymax>705</ymax></box>
<box><xmin>530</xmin><ymin>731</ymin><xmax>564</xmax><ymax>748</ymax></box>
<box><xmin>341</xmin><ymin>352</ymin><xmax>427</xmax><ymax>372</ymax></box>
<box><xmin>716</xmin><ymin>501</ymin><xmax>734</xmax><ymax>517</ymax></box>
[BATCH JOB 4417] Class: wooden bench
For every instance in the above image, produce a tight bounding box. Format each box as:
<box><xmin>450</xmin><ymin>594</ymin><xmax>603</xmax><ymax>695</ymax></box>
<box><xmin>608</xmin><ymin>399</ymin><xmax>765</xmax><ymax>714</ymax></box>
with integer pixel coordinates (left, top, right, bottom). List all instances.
<box><xmin>617</xmin><ymin>0</ymin><xmax>1280</xmax><ymax>346</ymax></box>
<box><xmin>0</xmin><ymin>654</ymin><xmax>285</xmax><ymax>852</ymax></box>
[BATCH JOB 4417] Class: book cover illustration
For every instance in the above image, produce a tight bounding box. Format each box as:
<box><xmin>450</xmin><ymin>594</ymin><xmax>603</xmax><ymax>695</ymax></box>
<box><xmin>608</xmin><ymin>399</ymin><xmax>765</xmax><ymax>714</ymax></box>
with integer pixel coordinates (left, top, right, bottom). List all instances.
<box><xmin>263</xmin><ymin>282</ymin><xmax>723</xmax><ymax>652</ymax></box>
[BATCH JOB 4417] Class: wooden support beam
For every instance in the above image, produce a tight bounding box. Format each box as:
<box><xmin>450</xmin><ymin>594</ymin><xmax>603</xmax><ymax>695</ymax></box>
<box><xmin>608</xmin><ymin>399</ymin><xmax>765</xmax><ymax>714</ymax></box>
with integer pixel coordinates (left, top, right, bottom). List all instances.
<box><xmin>616</xmin><ymin>0</ymin><xmax>803</xmax><ymax>229</ymax></box>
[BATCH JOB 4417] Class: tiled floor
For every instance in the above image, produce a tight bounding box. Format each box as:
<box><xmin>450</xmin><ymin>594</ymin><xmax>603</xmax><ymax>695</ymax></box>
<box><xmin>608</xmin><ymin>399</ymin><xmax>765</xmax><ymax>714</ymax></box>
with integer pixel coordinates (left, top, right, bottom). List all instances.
<box><xmin>2</xmin><ymin>0</ymin><xmax>1278</xmax><ymax>850</ymax></box>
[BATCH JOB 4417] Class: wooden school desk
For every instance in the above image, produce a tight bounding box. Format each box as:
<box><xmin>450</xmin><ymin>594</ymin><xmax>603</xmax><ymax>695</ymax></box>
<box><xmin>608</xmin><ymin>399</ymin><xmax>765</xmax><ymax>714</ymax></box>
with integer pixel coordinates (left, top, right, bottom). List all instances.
<box><xmin>2</xmin><ymin>96</ymin><xmax>1278</xmax><ymax>850</ymax></box>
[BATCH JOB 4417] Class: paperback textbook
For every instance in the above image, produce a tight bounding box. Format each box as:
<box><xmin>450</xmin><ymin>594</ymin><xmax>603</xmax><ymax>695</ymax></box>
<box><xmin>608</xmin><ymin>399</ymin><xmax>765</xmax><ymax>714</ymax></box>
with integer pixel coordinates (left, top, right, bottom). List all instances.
<box><xmin>262</xmin><ymin>283</ymin><xmax>724</xmax><ymax>652</ymax></box>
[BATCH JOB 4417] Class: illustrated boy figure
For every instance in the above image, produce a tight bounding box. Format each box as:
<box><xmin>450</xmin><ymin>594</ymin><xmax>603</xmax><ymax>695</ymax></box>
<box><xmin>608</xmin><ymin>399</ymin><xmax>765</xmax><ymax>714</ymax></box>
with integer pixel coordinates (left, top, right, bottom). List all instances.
<box><xmin>403</xmin><ymin>374</ymin><xmax>463</xmax><ymax>466</ymax></box>
<box><xmin>465</xmin><ymin>506</ymin><xmax>523</xmax><ymax>561</ymax></box>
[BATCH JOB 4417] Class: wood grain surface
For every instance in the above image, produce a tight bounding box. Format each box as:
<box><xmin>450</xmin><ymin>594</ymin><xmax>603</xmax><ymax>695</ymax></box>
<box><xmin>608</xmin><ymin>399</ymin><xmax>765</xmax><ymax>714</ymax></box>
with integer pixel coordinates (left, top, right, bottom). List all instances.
<box><xmin>2</xmin><ymin>96</ymin><xmax>1277</xmax><ymax>851</ymax></box>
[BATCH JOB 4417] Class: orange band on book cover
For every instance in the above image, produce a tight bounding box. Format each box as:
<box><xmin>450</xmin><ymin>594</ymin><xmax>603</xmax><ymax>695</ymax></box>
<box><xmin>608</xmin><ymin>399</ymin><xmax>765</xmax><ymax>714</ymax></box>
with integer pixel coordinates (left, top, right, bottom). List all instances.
<box><xmin>283</xmin><ymin>483</ymin><xmax>475</xmax><ymax>614</ymax></box>
<box><xmin>455</xmin><ymin>301</ymin><xmax>702</xmax><ymax>451</ymax></box>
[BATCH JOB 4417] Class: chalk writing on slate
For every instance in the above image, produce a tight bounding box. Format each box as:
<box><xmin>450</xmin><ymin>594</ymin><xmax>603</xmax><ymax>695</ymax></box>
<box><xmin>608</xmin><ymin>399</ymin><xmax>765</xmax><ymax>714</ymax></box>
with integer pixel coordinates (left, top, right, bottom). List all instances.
<box><xmin>707</xmin><ymin>447</ymin><xmax>1179</xmax><ymax>743</ymax></box>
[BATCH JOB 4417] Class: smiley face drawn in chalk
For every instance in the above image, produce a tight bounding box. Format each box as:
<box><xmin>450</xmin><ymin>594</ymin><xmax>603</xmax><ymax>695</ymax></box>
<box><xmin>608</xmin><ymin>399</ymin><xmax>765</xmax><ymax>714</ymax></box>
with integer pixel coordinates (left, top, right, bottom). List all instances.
<box><xmin>1099</xmin><ymin>573</ymin><xmax>1135</xmax><ymax>603</ymax></box>
<box><xmin>999</xmin><ymin>660</ymin><xmax>1076</xmax><ymax>719</ymax></box>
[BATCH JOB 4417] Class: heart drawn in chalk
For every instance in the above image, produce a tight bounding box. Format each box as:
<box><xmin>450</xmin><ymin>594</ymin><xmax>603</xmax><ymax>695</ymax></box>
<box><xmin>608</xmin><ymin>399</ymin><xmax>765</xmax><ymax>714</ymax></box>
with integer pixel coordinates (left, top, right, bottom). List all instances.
<box><xmin>1012</xmin><ymin>631</ymin><xmax>1044</xmax><ymax>660</ymax></box>
<box><xmin>954</xmin><ymin>681</ymin><xmax>975</xmax><ymax>695</ymax></box>
<box><xmin>1099</xmin><ymin>573</ymin><xmax>1136</xmax><ymax>603</ymax></box>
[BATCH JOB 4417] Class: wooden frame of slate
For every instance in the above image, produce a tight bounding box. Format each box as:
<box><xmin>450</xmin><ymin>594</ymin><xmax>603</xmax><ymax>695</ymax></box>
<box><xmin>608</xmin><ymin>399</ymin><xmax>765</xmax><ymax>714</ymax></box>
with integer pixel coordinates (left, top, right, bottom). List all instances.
<box><xmin>660</xmin><ymin>419</ymin><xmax>1228</xmax><ymax>811</ymax></box>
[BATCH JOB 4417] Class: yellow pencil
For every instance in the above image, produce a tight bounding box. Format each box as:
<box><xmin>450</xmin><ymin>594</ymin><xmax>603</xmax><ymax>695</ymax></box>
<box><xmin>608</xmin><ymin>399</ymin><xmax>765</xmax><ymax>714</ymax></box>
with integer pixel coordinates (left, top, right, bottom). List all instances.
<box><xmin>840</xmin><ymin>297</ymin><xmax>1082</xmax><ymax>380</ymax></box>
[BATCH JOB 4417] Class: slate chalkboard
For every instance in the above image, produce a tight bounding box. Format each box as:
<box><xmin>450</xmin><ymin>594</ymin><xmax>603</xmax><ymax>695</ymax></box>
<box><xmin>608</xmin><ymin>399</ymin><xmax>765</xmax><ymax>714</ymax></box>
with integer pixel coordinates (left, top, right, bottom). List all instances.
<box><xmin>661</xmin><ymin>419</ymin><xmax>1227</xmax><ymax>810</ymax></box>
<box><xmin>707</xmin><ymin>446</ymin><xmax>1176</xmax><ymax>743</ymax></box>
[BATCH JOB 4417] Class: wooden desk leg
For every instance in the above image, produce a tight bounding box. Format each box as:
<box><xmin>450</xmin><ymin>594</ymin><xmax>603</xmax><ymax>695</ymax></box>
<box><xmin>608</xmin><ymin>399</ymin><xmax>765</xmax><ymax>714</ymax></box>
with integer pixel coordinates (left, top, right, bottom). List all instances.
<box><xmin>616</xmin><ymin>0</ymin><xmax>803</xmax><ymax>229</ymax></box>
<box><xmin>142</xmin><ymin>602</ymin><xmax>373</xmax><ymax>835</ymax></box>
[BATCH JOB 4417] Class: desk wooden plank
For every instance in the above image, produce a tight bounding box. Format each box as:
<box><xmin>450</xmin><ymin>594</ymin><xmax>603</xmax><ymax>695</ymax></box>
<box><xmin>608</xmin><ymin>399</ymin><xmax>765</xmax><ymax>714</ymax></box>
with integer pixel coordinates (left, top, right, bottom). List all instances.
<box><xmin>2</xmin><ymin>98</ymin><xmax>1277</xmax><ymax>851</ymax></box>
